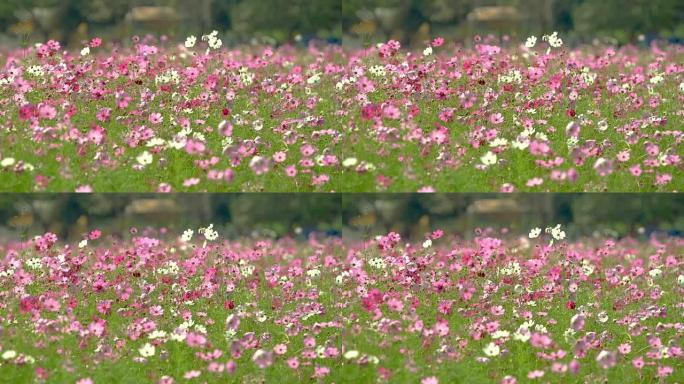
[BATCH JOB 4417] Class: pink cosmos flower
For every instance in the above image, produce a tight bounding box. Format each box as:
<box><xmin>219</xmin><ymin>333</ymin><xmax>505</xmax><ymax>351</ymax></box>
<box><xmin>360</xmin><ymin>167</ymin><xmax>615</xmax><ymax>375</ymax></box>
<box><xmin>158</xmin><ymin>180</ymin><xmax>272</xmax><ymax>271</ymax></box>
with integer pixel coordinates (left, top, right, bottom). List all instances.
<box><xmin>386</xmin><ymin>297</ymin><xmax>404</xmax><ymax>312</ymax></box>
<box><xmin>273</xmin><ymin>151</ymin><xmax>287</xmax><ymax>163</ymax></box>
<box><xmin>527</xmin><ymin>370</ymin><xmax>544</xmax><ymax>379</ymax></box>
<box><xmin>249</xmin><ymin>156</ymin><xmax>270</xmax><ymax>175</ymax></box>
<box><xmin>183</xmin><ymin>178</ymin><xmax>200</xmax><ymax>187</ymax></box>
<box><xmin>287</xmin><ymin>357</ymin><xmax>299</xmax><ymax>369</ymax></box>
<box><xmin>655</xmin><ymin>173</ymin><xmax>672</xmax><ymax>186</ymax></box>
<box><xmin>657</xmin><ymin>366</ymin><xmax>673</xmax><ymax>378</ymax></box>
<box><xmin>186</xmin><ymin>332</ymin><xmax>206</xmax><ymax>347</ymax></box>
<box><xmin>526</xmin><ymin>178</ymin><xmax>544</xmax><ymax>187</ymax></box>
<box><xmin>313</xmin><ymin>365</ymin><xmax>330</xmax><ymax>378</ymax></box>
<box><xmin>149</xmin><ymin>112</ymin><xmax>163</xmax><ymax>125</ymax></box>
<box><xmin>618</xmin><ymin>343</ymin><xmax>631</xmax><ymax>354</ymax></box>
<box><xmin>75</xmin><ymin>185</ymin><xmax>93</xmax><ymax>193</ymax></box>
<box><xmin>500</xmin><ymin>183</ymin><xmax>516</xmax><ymax>193</ymax></box>
<box><xmin>616</xmin><ymin>151</ymin><xmax>630</xmax><ymax>162</ymax></box>
<box><xmin>273</xmin><ymin>344</ymin><xmax>287</xmax><ymax>355</ymax></box>
<box><xmin>431</xmin><ymin>37</ymin><xmax>444</xmax><ymax>47</ymax></box>
<box><xmin>183</xmin><ymin>370</ymin><xmax>201</xmax><ymax>379</ymax></box>
<box><xmin>285</xmin><ymin>165</ymin><xmax>297</xmax><ymax>177</ymax></box>
<box><xmin>252</xmin><ymin>349</ymin><xmax>273</xmax><ymax>369</ymax></box>
<box><xmin>490</xmin><ymin>113</ymin><xmax>504</xmax><ymax>125</ymax></box>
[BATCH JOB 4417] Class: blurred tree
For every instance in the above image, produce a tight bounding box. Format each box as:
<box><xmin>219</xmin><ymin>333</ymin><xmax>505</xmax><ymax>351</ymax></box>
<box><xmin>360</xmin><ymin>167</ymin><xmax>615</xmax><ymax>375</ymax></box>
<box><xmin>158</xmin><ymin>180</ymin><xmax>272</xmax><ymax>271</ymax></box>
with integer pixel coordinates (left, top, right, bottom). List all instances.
<box><xmin>573</xmin><ymin>0</ymin><xmax>684</xmax><ymax>42</ymax></box>
<box><xmin>1</xmin><ymin>0</ymin><xmax>135</xmax><ymax>44</ymax></box>
<box><xmin>342</xmin><ymin>194</ymin><xmax>684</xmax><ymax>239</ymax></box>
<box><xmin>0</xmin><ymin>0</ymin><xmax>340</xmax><ymax>45</ymax></box>
<box><xmin>342</xmin><ymin>0</ymin><xmax>684</xmax><ymax>45</ymax></box>
<box><xmin>225</xmin><ymin>0</ymin><xmax>340</xmax><ymax>43</ymax></box>
<box><xmin>0</xmin><ymin>195</ymin><xmax>343</xmax><ymax>241</ymax></box>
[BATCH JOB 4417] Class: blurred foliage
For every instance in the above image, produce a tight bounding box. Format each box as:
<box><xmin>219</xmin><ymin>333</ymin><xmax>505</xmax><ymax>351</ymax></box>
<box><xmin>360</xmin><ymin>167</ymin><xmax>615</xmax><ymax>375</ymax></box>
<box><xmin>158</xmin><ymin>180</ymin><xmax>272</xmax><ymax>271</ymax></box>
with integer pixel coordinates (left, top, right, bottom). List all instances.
<box><xmin>0</xmin><ymin>0</ymin><xmax>341</xmax><ymax>46</ymax></box>
<box><xmin>342</xmin><ymin>194</ymin><xmax>684</xmax><ymax>239</ymax></box>
<box><xmin>2</xmin><ymin>0</ymin><xmax>681</xmax><ymax>46</ymax></box>
<box><xmin>0</xmin><ymin>194</ymin><xmax>341</xmax><ymax>240</ymax></box>
<box><xmin>343</xmin><ymin>0</ymin><xmax>684</xmax><ymax>45</ymax></box>
<box><xmin>0</xmin><ymin>194</ymin><xmax>680</xmax><ymax>241</ymax></box>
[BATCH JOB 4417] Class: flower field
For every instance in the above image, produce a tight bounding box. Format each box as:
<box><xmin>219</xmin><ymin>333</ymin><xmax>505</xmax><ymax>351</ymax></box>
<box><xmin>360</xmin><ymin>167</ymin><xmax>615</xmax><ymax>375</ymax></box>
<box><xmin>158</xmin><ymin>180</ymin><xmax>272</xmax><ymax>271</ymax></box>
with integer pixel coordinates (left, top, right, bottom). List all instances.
<box><xmin>1</xmin><ymin>226</ymin><xmax>682</xmax><ymax>383</ymax></box>
<box><xmin>0</xmin><ymin>34</ymin><xmax>682</xmax><ymax>192</ymax></box>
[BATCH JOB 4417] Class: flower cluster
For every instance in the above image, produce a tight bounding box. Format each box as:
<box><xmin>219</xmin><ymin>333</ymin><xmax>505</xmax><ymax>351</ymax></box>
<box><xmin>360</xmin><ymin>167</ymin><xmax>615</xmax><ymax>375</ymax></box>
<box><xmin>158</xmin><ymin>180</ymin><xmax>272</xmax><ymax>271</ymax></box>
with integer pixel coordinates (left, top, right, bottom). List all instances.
<box><xmin>342</xmin><ymin>34</ymin><xmax>682</xmax><ymax>192</ymax></box>
<box><xmin>0</xmin><ymin>228</ymin><xmax>681</xmax><ymax>383</ymax></box>
<box><xmin>0</xmin><ymin>35</ymin><xmax>344</xmax><ymax>192</ymax></box>
<box><xmin>529</xmin><ymin>224</ymin><xmax>567</xmax><ymax>244</ymax></box>
<box><xmin>0</xmin><ymin>34</ymin><xmax>681</xmax><ymax>191</ymax></box>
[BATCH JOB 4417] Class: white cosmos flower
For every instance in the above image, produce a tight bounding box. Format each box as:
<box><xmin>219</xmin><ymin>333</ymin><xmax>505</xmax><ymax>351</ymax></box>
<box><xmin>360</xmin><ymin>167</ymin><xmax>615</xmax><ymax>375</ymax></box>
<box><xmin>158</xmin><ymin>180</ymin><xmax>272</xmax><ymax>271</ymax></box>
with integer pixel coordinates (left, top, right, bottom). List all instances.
<box><xmin>25</xmin><ymin>258</ymin><xmax>42</xmax><ymax>269</ymax></box>
<box><xmin>185</xmin><ymin>35</ymin><xmax>197</xmax><ymax>48</ymax></box>
<box><xmin>596</xmin><ymin>350</ymin><xmax>609</xmax><ymax>359</ymax></box>
<box><xmin>181</xmin><ymin>229</ymin><xmax>193</xmax><ymax>242</ymax></box>
<box><xmin>649</xmin><ymin>268</ymin><xmax>662</xmax><ymax>279</ymax></box>
<box><xmin>491</xmin><ymin>330</ymin><xmax>510</xmax><ymax>339</ymax></box>
<box><xmin>483</xmin><ymin>342</ymin><xmax>500</xmax><ymax>356</ymax></box>
<box><xmin>550</xmin><ymin>224</ymin><xmax>566</xmax><ymax>241</ymax></box>
<box><xmin>344</xmin><ymin>350</ymin><xmax>360</xmax><ymax>359</ymax></box>
<box><xmin>136</xmin><ymin>151</ymin><xmax>153</xmax><ymax>166</ymax></box>
<box><xmin>525</xmin><ymin>36</ymin><xmax>537</xmax><ymax>48</ymax></box>
<box><xmin>528</xmin><ymin>227</ymin><xmax>542</xmax><ymax>239</ymax></box>
<box><xmin>1</xmin><ymin>157</ymin><xmax>15</xmax><ymax>167</ymax></box>
<box><xmin>489</xmin><ymin>138</ymin><xmax>508</xmax><ymax>147</ymax></box>
<box><xmin>146</xmin><ymin>137</ymin><xmax>166</xmax><ymax>147</ymax></box>
<box><xmin>200</xmin><ymin>224</ymin><xmax>218</xmax><ymax>241</ymax></box>
<box><xmin>513</xmin><ymin>328</ymin><xmax>531</xmax><ymax>342</ymax></box>
<box><xmin>80</xmin><ymin>47</ymin><xmax>90</xmax><ymax>56</ymax></box>
<box><xmin>138</xmin><ymin>343</ymin><xmax>155</xmax><ymax>357</ymax></box>
<box><xmin>512</xmin><ymin>139</ymin><xmax>530</xmax><ymax>150</ymax></box>
<box><xmin>342</xmin><ymin>158</ymin><xmax>358</xmax><ymax>167</ymax></box>
<box><xmin>148</xmin><ymin>330</ymin><xmax>167</xmax><ymax>339</ymax></box>
<box><xmin>544</xmin><ymin>32</ymin><xmax>563</xmax><ymax>48</ymax></box>
<box><xmin>481</xmin><ymin>151</ymin><xmax>497</xmax><ymax>166</ymax></box>
<box><xmin>208</xmin><ymin>36</ymin><xmax>222</xmax><ymax>50</ymax></box>
<box><xmin>307</xmin><ymin>73</ymin><xmax>321</xmax><ymax>84</ymax></box>
<box><xmin>597</xmin><ymin>311</ymin><xmax>608</xmax><ymax>323</ymax></box>
<box><xmin>252</xmin><ymin>120</ymin><xmax>263</xmax><ymax>131</ymax></box>
<box><xmin>170</xmin><ymin>331</ymin><xmax>187</xmax><ymax>342</ymax></box>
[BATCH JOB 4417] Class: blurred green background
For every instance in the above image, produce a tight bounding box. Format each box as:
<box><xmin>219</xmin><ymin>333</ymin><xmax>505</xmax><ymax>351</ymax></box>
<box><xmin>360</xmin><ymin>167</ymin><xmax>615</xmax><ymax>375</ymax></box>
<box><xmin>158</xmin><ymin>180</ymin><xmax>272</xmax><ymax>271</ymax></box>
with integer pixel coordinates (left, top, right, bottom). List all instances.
<box><xmin>343</xmin><ymin>0</ymin><xmax>684</xmax><ymax>46</ymax></box>
<box><xmin>0</xmin><ymin>194</ymin><xmax>342</xmax><ymax>241</ymax></box>
<box><xmin>0</xmin><ymin>194</ymin><xmax>681</xmax><ymax>241</ymax></box>
<box><xmin>0</xmin><ymin>0</ymin><xmax>341</xmax><ymax>47</ymax></box>
<box><xmin>342</xmin><ymin>194</ymin><xmax>684</xmax><ymax>240</ymax></box>
<box><xmin>1</xmin><ymin>1</ymin><xmax>682</xmax><ymax>48</ymax></box>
